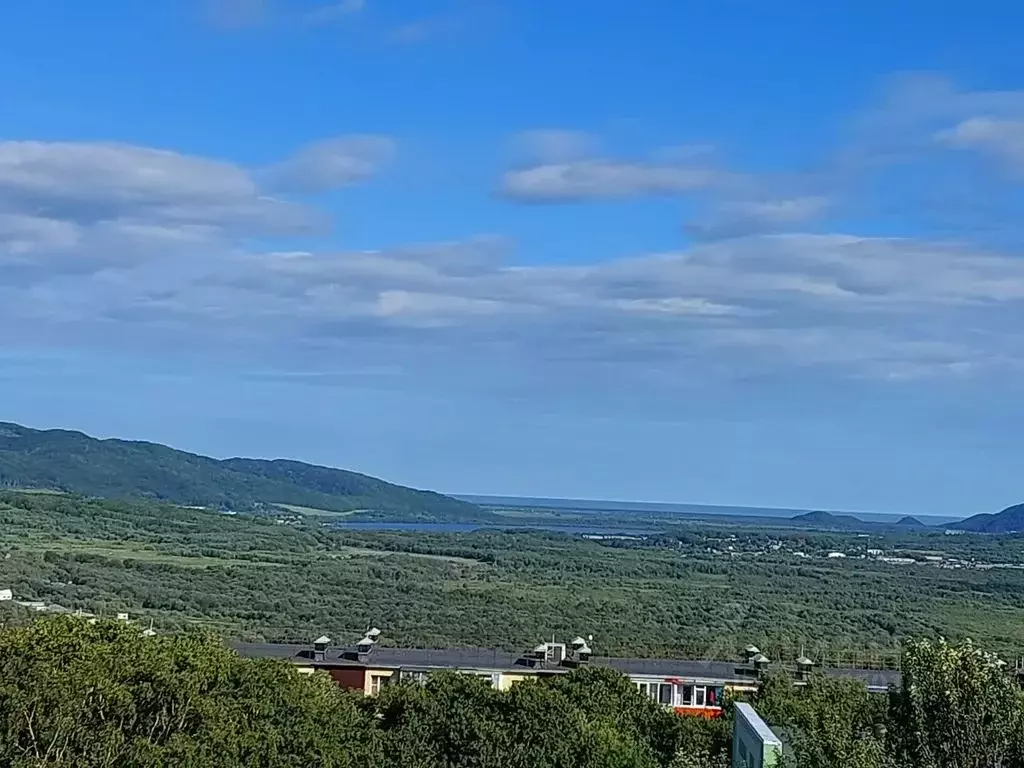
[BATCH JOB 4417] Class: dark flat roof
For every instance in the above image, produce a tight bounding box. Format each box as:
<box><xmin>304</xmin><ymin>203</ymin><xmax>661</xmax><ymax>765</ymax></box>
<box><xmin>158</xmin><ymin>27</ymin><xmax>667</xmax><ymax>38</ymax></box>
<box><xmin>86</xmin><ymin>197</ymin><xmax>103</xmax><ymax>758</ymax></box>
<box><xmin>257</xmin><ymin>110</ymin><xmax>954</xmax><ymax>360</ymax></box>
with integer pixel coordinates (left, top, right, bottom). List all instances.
<box><xmin>231</xmin><ymin>642</ymin><xmax>900</xmax><ymax>689</ymax></box>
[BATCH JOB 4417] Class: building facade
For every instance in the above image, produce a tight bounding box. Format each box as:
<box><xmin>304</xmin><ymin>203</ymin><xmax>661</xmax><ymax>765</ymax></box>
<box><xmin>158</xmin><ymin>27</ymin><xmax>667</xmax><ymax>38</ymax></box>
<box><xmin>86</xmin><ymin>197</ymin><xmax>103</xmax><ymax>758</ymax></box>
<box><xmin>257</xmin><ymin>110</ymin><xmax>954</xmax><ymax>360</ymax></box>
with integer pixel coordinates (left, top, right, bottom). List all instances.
<box><xmin>234</xmin><ymin>633</ymin><xmax>899</xmax><ymax>720</ymax></box>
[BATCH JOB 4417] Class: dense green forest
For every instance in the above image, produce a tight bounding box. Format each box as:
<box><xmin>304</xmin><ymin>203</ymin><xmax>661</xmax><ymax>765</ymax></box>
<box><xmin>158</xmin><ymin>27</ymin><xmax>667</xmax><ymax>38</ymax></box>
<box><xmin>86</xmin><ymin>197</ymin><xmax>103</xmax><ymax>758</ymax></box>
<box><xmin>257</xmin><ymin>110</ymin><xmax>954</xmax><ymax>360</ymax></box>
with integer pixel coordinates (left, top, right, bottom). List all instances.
<box><xmin>0</xmin><ymin>617</ymin><xmax>1018</xmax><ymax>768</ymax></box>
<box><xmin>5</xmin><ymin>491</ymin><xmax>1024</xmax><ymax>662</ymax></box>
<box><xmin>0</xmin><ymin>422</ymin><xmax>479</xmax><ymax>519</ymax></box>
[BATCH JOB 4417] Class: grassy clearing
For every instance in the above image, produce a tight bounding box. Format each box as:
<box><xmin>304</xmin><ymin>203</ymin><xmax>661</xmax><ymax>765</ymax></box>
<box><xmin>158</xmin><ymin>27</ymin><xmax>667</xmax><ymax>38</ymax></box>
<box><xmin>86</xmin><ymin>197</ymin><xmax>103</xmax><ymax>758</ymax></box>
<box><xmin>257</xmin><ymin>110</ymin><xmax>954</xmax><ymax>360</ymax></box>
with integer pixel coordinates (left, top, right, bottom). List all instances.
<box><xmin>275</xmin><ymin>504</ymin><xmax>362</xmax><ymax>518</ymax></box>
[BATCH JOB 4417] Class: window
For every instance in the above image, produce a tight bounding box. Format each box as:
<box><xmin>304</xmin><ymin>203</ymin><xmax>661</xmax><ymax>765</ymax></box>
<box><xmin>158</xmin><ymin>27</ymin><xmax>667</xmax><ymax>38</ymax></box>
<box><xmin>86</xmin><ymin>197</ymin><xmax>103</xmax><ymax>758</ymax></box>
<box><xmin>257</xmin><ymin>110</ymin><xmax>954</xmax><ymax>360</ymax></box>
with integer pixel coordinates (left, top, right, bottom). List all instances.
<box><xmin>404</xmin><ymin>670</ymin><xmax>429</xmax><ymax>685</ymax></box>
<box><xmin>681</xmin><ymin>685</ymin><xmax>694</xmax><ymax>706</ymax></box>
<box><xmin>658</xmin><ymin>683</ymin><xmax>673</xmax><ymax>705</ymax></box>
<box><xmin>648</xmin><ymin>684</ymin><xmax>660</xmax><ymax>702</ymax></box>
<box><xmin>369</xmin><ymin>674</ymin><xmax>388</xmax><ymax>695</ymax></box>
<box><xmin>694</xmin><ymin>686</ymin><xmax>707</xmax><ymax>707</ymax></box>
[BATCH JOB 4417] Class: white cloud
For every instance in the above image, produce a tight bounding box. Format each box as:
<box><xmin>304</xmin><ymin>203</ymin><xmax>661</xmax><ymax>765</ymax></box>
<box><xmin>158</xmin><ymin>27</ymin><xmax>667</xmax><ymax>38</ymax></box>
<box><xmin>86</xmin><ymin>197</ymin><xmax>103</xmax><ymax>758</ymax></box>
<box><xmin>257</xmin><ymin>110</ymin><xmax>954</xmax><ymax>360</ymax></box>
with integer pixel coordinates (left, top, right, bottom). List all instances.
<box><xmin>501</xmin><ymin>160</ymin><xmax>720</xmax><ymax>202</ymax></box>
<box><xmin>937</xmin><ymin>117</ymin><xmax>1024</xmax><ymax>171</ymax></box>
<box><xmin>15</xmin><ymin>223</ymin><xmax>1020</xmax><ymax>381</ymax></box>
<box><xmin>0</xmin><ymin>137</ymin><xmax>395</xmax><ymax>282</ymax></box>
<box><xmin>499</xmin><ymin>129</ymin><xmax>722</xmax><ymax>202</ymax></box>
<box><xmin>261</xmin><ymin>135</ymin><xmax>395</xmax><ymax>194</ymax></box>
<box><xmin>687</xmin><ymin>196</ymin><xmax>830</xmax><ymax>241</ymax></box>
<box><xmin>0</xmin><ymin>141</ymin><xmax>313</xmax><ymax>235</ymax></box>
<box><xmin>8</xmin><ymin>82</ymin><xmax>1024</xmax><ymax>385</ymax></box>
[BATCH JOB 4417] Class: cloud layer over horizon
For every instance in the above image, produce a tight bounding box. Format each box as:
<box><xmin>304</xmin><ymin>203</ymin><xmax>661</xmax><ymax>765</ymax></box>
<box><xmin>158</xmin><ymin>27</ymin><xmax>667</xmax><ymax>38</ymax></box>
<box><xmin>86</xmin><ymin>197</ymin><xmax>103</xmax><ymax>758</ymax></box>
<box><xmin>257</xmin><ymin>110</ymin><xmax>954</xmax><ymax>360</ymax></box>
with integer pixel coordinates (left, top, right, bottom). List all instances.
<box><xmin>3</xmin><ymin>74</ymin><xmax>1024</xmax><ymax>392</ymax></box>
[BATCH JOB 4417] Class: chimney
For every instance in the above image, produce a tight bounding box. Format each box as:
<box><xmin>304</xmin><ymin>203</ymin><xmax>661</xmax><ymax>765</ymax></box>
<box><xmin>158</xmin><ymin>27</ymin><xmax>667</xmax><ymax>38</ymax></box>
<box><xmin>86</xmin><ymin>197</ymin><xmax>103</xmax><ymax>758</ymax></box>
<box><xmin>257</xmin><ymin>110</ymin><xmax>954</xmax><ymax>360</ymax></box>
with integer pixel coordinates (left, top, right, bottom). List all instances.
<box><xmin>570</xmin><ymin>635</ymin><xmax>593</xmax><ymax>663</ymax></box>
<box><xmin>356</xmin><ymin>635</ymin><xmax>376</xmax><ymax>657</ymax></box>
<box><xmin>796</xmin><ymin>655</ymin><xmax>814</xmax><ymax>681</ymax></box>
<box><xmin>313</xmin><ymin>635</ymin><xmax>331</xmax><ymax>663</ymax></box>
<box><xmin>743</xmin><ymin>645</ymin><xmax>761</xmax><ymax>664</ymax></box>
<box><xmin>752</xmin><ymin>653</ymin><xmax>770</xmax><ymax>674</ymax></box>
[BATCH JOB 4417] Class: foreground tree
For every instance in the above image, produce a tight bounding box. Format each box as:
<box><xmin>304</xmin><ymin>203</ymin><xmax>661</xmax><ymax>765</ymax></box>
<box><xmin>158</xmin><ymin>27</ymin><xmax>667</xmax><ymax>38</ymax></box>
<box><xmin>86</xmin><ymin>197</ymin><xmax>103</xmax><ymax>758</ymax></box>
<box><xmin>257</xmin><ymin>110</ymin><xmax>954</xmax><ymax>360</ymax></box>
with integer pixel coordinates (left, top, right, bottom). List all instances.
<box><xmin>889</xmin><ymin>638</ymin><xmax>1024</xmax><ymax>768</ymax></box>
<box><xmin>756</xmin><ymin>671</ymin><xmax>889</xmax><ymax>768</ymax></box>
<box><xmin>0</xmin><ymin>617</ymin><xmax>379</xmax><ymax>767</ymax></box>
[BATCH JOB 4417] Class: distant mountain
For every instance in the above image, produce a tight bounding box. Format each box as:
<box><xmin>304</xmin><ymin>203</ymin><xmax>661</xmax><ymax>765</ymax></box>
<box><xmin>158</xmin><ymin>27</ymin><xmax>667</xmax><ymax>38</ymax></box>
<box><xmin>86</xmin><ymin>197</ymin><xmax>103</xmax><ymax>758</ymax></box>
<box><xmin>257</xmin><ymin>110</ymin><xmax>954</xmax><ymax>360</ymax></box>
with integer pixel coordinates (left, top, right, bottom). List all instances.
<box><xmin>788</xmin><ymin>510</ymin><xmax>935</xmax><ymax>533</ymax></box>
<box><xmin>950</xmin><ymin>503</ymin><xmax>1024</xmax><ymax>534</ymax></box>
<box><xmin>790</xmin><ymin>510</ymin><xmax>872</xmax><ymax>531</ymax></box>
<box><xmin>0</xmin><ymin>422</ymin><xmax>481</xmax><ymax>520</ymax></box>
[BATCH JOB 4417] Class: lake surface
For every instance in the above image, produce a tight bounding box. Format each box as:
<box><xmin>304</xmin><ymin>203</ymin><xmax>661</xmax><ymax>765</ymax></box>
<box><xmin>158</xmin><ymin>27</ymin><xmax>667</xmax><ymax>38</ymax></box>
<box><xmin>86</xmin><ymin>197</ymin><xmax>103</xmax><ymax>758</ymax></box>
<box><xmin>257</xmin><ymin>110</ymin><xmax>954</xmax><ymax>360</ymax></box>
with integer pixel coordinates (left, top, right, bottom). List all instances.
<box><xmin>453</xmin><ymin>494</ymin><xmax>963</xmax><ymax>526</ymax></box>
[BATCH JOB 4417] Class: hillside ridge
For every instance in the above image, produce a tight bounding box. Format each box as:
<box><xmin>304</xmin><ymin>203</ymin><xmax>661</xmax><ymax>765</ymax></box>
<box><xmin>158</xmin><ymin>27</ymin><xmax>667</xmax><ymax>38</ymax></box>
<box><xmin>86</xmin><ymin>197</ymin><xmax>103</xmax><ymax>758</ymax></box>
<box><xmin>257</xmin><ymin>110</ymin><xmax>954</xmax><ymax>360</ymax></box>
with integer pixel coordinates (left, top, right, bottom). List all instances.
<box><xmin>0</xmin><ymin>421</ymin><xmax>480</xmax><ymax>520</ymax></box>
<box><xmin>951</xmin><ymin>503</ymin><xmax>1024</xmax><ymax>534</ymax></box>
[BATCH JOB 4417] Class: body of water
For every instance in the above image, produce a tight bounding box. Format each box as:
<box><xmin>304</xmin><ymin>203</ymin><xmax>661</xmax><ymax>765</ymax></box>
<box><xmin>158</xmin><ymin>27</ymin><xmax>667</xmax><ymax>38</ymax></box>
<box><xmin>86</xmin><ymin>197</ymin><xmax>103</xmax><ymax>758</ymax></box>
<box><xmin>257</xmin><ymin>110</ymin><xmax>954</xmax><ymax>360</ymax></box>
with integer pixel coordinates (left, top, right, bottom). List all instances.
<box><xmin>453</xmin><ymin>494</ymin><xmax>963</xmax><ymax>526</ymax></box>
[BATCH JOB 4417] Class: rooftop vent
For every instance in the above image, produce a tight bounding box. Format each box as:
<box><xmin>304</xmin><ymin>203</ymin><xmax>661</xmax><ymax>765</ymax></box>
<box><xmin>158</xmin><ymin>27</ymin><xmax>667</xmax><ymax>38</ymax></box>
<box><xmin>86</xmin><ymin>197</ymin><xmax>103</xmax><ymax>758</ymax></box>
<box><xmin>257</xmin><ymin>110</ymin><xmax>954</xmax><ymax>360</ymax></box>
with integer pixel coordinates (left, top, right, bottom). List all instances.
<box><xmin>356</xmin><ymin>636</ymin><xmax>377</xmax><ymax>655</ymax></box>
<box><xmin>366</xmin><ymin>627</ymin><xmax>382</xmax><ymax>639</ymax></box>
<box><xmin>532</xmin><ymin>643</ymin><xmax>548</xmax><ymax>659</ymax></box>
<box><xmin>795</xmin><ymin>655</ymin><xmax>814</xmax><ymax>680</ymax></box>
<box><xmin>313</xmin><ymin>635</ymin><xmax>331</xmax><ymax>662</ymax></box>
<box><xmin>546</xmin><ymin>643</ymin><xmax>566</xmax><ymax>665</ymax></box>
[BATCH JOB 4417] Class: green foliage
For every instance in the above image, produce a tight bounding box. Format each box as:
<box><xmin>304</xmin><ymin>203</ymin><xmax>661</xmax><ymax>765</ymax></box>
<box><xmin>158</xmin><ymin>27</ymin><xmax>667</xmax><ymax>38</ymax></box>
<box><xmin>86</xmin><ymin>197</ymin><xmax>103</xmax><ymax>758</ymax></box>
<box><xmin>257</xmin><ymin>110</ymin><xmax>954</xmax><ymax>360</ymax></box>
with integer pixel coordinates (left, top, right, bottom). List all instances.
<box><xmin>9</xmin><ymin>491</ymin><xmax>1024</xmax><ymax>661</ymax></box>
<box><xmin>757</xmin><ymin>672</ymin><xmax>888</xmax><ymax>768</ymax></box>
<box><xmin>0</xmin><ymin>616</ymin><xmax>379</xmax><ymax>767</ymax></box>
<box><xmin>0</xmin><ymin>421</ymin><xmax>478</xmax><ymax>519</ymax></box>
<box><xmin>889</xmin><ymin>638</ymin><xmax>1024</xmax><ymax>768</ymax></box>
<box><xmin>0</xmin><ymin>618</ymin><xmax>728</xmax><ymax>767</ymax></box>
<box><xmin>757</xmin><ymin>639</ymin><xmax>1024</xmax><ymax>768</ymax></box>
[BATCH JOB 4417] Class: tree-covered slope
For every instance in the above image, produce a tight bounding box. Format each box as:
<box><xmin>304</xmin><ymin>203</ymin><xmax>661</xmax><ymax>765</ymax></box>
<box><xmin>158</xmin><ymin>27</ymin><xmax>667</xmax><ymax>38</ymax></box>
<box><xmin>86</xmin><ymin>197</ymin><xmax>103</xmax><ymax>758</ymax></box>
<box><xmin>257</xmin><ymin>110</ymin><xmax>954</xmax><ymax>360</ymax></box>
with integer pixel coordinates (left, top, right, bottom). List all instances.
<box><xmin>952</xmin><ymin>503</ymin><xmax>1024</xmax><ymax>533</ymax></box>
<box><xmin>0</xmin><ymin>422</ymin><xmax>480</xmax><ymax>519</ymax></box>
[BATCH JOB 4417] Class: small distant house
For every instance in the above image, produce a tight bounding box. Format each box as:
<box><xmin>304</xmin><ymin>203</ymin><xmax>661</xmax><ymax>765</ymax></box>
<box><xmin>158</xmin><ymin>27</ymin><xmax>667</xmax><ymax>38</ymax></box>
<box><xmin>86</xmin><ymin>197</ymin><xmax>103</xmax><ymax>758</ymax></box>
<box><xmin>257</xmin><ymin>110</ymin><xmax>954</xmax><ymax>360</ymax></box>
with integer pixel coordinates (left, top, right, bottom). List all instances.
<box><xmin>0</xmin><ymin>588</ymin><xmax>12</xmax><ymax>602</ymax></box>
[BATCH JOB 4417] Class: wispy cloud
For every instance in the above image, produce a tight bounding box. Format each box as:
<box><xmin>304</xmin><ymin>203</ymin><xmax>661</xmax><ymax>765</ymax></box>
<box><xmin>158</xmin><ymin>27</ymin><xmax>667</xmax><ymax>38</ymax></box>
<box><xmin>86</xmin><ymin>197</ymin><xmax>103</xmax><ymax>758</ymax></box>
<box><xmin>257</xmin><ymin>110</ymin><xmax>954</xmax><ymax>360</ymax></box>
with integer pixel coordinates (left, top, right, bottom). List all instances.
<box><xmin>302</xmin><ymin>0</ymin><xmax>365</xmax><ymax>26</ymax></box>
<box><xmin>7</xmin><ymin>75</ymin><xmax>1024</xmax><ymax>387</ymax></box>
<box><xmin>937</xmin><ymin>117</ymin><xmax>1024</xmax><ymax>173</ymax></box>
<box><xmin>499</xmin><ymin>131</ymin><xmax>723</xmax><ymax>202</ymax></box>
<box><xmin>203</xmin><ymin>0</ymin><xmax>268</xmax><ymax>29</ymax></box>
<box><xmin>260</xmin><ymin>135</ymin><xmax>395</xmax><ymax>194</ymax></box>
<box><xmin>0</xmin><ymin>135</ymin><xmax>394</xmax><ymax>278</ymax></box>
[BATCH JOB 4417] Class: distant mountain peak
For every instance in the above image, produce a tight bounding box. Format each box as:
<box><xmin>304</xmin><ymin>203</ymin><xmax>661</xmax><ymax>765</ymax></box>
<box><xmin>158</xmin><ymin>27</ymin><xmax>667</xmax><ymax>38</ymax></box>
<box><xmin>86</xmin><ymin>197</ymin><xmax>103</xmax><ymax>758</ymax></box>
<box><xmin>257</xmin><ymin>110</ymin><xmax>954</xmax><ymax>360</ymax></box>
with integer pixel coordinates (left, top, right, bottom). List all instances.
<box><xmin>790</xmin><ymin>510</ymin><xmax>869</xmax><ymax>531</ymax></box>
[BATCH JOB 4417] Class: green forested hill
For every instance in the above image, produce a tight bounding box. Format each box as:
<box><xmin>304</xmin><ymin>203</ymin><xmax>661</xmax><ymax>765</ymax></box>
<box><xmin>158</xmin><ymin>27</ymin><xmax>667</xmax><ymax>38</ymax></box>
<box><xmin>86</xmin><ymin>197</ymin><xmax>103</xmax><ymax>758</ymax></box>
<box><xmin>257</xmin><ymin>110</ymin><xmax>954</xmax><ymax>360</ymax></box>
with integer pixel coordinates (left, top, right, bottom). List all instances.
<box><xmin>0</xmin><ymin>421</ymin><xmax>479</xmax><ymax>519</ymax></box>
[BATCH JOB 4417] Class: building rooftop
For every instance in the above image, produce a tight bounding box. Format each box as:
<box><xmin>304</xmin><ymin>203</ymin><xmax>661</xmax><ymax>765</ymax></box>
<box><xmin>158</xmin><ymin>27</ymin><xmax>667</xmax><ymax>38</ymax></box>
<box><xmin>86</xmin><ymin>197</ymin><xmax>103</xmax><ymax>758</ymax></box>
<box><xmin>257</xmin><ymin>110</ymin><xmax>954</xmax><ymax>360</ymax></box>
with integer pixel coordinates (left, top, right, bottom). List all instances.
<box><xmin>231</xmin><ymin>641</ymin><xmax>901</xmax><ymax>690</ymax></box>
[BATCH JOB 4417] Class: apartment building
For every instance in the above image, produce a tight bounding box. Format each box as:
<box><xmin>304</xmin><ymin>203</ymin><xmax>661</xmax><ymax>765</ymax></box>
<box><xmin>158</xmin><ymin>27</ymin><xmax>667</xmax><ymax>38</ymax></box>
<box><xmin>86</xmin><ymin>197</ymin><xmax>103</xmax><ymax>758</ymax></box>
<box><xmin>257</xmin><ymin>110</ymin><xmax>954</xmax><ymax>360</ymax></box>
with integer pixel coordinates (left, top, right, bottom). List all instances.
<box><xmin>234</xmin><ymin>632</ymin><xmax>899</xmax><ymax>719</ymax></box>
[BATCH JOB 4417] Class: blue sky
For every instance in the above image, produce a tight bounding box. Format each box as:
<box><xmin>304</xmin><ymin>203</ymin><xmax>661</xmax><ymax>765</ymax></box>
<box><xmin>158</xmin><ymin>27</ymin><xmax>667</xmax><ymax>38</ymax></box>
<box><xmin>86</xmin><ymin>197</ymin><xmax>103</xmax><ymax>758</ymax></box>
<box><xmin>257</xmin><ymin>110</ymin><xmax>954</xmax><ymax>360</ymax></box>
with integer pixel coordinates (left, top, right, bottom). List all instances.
<box><xmin>2</xmin><ymin>0</ymin><xmax>1024</xmax><ymax>517</ymax></box>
